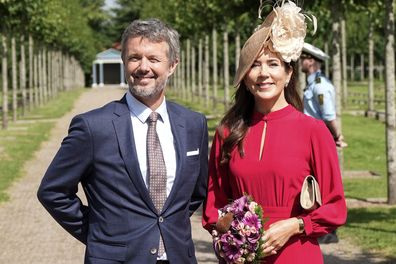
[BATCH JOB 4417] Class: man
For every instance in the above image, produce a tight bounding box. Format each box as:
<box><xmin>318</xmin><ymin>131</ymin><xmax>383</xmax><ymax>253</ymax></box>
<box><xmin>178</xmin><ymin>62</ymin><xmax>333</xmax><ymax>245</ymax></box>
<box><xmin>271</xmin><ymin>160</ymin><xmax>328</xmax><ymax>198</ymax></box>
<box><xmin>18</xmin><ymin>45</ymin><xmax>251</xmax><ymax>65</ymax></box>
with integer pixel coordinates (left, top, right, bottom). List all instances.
<box><xmin>301</xmin><ymin>42</ymin><xmax>347</xmax><ymax>244</ymax></box>
<box><xmin>37</xmin><ymin>19</ymin><xmax>208</xmax><ymax>264</ymax></box>
<box><xmin>301</xmin><ymin>42</ymin><xmax>347</xmax><ymax>148</ymax></box>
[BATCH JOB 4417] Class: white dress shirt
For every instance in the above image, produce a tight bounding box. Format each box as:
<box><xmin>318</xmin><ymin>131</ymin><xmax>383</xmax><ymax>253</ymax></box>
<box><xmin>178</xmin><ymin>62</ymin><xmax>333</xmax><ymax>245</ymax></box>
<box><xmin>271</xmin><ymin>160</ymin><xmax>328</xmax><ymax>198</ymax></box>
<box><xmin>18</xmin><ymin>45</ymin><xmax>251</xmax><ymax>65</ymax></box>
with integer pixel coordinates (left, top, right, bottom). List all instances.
<box><xmin>126</xmin><ymin>91</ymin><xmax>177</xmax><ymax>197</ymax></box>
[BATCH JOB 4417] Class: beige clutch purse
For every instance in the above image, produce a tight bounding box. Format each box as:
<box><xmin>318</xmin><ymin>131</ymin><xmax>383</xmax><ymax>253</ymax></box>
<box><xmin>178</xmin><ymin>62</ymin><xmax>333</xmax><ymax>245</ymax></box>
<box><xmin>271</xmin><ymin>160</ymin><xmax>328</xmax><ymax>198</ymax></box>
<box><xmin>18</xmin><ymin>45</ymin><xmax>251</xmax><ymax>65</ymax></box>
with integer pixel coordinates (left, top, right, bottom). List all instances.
<box><xmin>300</xmin><ymin>175</ymin><xmax>322</xmax><ymax>211</ymax></box>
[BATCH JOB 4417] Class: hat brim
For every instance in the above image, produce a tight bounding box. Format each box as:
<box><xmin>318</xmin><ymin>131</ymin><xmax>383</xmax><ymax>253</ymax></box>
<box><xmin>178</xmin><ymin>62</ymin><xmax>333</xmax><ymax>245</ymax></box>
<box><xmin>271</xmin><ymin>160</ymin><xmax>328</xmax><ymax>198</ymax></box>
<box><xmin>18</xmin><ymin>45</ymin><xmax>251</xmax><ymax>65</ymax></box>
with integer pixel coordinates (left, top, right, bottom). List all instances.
<box><xmin>233</xmin><ymin>11</ymin><xmax>275</xmax><ymax>87</ymax></box>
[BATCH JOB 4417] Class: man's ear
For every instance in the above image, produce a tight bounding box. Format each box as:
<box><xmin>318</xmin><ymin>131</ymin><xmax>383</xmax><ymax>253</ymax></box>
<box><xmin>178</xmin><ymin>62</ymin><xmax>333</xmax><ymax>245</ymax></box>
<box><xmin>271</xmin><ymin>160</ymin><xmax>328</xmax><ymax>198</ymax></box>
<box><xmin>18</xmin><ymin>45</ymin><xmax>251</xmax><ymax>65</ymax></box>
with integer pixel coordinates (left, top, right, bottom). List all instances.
<box><xmin>168</xmin><ymin>58</ymin><xmax>179</xmax><ymax>77</ymax></box>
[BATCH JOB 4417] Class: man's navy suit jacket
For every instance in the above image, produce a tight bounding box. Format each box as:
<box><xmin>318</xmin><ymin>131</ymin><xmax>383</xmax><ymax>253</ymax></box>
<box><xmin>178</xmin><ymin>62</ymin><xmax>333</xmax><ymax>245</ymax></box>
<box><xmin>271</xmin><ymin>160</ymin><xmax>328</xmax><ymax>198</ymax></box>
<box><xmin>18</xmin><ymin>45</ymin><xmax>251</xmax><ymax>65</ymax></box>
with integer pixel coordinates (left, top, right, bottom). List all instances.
<box><xmin>37</xmin><ymin>95</ymin><xmax>208</xmax><ymax>264</ymax></box>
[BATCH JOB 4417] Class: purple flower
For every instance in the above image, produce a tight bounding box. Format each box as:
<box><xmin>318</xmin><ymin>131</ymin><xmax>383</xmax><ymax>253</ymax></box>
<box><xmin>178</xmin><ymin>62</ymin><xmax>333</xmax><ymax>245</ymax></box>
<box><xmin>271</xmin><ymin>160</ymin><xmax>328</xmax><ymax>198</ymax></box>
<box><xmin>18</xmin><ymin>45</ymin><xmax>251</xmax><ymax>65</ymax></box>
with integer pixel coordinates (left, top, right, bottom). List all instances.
<box><xmin>213</xmin><ymin>194</ymin><xmax>265</xmax><ymax>263</ymax></box>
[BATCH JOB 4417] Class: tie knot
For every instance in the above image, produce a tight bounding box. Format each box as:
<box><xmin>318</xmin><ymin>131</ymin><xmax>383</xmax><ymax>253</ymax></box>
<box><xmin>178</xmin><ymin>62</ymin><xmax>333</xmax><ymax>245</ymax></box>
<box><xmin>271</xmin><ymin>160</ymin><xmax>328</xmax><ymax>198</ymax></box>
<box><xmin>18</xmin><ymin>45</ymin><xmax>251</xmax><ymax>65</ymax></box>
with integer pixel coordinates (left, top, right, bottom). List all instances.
<box><xmin>147</xmin><ymin>112</ymin><xmax>159</xmax><ymax>123</ymax></box>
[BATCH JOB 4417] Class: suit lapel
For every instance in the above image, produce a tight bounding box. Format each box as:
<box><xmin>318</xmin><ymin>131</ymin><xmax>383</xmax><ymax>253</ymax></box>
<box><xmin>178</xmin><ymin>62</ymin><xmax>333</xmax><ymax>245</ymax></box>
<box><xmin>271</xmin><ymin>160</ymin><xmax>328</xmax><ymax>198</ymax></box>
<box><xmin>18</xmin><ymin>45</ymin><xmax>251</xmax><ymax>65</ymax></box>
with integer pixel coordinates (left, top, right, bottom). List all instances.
<box><xmin>162</xmin><ymin>102</ymin><xmax>186</xmax><ymax>212</ymax></box>
<box><xmin>112</xmin><ymin>96</ymin><xmax>156</xmax><ymax>212</ymax></box>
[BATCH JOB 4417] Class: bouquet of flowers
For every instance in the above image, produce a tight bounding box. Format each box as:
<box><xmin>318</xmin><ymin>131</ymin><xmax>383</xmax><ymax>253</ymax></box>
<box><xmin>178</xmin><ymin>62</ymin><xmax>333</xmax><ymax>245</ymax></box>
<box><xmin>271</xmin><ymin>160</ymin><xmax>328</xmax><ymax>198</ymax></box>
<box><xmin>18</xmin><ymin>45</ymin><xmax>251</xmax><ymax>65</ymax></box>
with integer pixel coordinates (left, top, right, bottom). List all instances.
<box><xmin>212</xmin><ymin>194</ymin><xmax>266</xmax><ymax>264</ymax></box>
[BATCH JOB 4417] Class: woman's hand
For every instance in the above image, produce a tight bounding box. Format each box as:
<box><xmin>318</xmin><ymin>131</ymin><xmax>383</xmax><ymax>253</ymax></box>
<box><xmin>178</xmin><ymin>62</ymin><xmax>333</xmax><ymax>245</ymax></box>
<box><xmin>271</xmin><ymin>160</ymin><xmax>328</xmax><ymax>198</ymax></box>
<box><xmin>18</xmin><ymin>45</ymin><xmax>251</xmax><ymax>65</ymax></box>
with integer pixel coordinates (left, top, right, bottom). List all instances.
<box><xmin>261</xmin><ymin>217</ymin><xmax>300</xmax><ymax>256</ymax></box>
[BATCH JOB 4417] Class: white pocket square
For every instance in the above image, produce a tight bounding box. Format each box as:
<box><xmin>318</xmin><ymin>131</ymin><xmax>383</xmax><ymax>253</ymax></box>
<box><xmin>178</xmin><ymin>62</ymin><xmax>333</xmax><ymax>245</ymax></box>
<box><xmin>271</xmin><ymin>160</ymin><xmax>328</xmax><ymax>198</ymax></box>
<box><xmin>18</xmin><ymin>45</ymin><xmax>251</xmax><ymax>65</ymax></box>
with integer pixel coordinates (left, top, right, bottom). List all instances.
<box><xmin>186</xmin><ymin>148</ymin><xmax>199</xmax><ymax>156</ymax></box>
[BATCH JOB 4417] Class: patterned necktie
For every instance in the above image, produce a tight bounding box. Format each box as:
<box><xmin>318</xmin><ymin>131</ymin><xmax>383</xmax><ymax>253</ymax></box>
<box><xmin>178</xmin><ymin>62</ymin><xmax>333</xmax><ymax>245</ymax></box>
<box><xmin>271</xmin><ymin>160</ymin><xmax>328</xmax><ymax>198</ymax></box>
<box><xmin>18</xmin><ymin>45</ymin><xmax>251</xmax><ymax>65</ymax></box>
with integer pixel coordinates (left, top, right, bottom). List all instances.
<box><xmin>146</xmin><ymin>112</ymin><xmax>167</xmax><ymax>256</ymax></box>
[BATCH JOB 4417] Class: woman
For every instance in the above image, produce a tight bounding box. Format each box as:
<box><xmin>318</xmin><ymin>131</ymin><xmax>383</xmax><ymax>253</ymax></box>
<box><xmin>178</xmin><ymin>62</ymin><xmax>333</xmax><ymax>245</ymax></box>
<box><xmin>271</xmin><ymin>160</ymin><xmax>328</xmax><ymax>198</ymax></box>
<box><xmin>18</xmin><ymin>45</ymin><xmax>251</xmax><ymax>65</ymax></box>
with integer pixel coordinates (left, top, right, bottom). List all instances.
<box><xmin>202</xmin><ymin>1</ymin><xmax>347</xmax><ymax>263</ymax></box>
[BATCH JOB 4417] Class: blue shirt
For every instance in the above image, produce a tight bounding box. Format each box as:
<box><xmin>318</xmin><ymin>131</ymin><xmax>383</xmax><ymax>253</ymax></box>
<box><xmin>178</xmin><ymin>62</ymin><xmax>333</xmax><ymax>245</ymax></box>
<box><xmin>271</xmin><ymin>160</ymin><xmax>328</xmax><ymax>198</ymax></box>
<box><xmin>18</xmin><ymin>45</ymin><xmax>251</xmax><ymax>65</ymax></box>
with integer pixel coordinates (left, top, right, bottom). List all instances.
<box><xmin>303</xmin><ymin>70</ymin><xmax>336</xmax><ymax>121</ymax></box>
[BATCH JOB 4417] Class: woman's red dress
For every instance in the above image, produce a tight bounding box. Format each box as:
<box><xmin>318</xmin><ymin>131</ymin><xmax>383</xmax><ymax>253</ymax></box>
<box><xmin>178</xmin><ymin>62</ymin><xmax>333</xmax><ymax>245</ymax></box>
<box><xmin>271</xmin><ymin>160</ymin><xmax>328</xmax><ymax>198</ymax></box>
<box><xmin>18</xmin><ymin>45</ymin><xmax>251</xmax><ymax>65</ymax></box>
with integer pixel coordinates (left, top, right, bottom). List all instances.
<box><xmin>202</xmin><ymin>105</ymin><xmax>347</xmax><ymax>263</ymax></box>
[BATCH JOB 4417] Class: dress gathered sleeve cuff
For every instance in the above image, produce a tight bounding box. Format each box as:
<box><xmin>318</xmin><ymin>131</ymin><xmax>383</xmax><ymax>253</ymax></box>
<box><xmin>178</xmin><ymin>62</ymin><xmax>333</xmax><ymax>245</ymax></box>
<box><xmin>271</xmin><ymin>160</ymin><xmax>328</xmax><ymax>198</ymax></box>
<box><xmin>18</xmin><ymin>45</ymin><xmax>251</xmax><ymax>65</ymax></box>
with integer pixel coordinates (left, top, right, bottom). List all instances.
<box><xmin>304</xmin><ymin>120</ymin><xmax>347</xmax><ymax>237</ymax></box>
<box><xmin>202</xmin><ymin>129</ymin><xmax>232</xmax><ymax>233</ymax></box>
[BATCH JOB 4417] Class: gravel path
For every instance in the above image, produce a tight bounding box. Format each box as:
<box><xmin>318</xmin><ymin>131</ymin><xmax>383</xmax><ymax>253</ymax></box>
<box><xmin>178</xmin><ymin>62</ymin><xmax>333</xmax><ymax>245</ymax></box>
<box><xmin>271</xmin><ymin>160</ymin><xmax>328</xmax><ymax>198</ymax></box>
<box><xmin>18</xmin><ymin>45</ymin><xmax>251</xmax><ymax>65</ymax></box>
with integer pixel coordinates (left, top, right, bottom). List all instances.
<box><xmin>0</xmin><ymin>88</ymin><xmax>393</xmax><ymax>263</ymax></box>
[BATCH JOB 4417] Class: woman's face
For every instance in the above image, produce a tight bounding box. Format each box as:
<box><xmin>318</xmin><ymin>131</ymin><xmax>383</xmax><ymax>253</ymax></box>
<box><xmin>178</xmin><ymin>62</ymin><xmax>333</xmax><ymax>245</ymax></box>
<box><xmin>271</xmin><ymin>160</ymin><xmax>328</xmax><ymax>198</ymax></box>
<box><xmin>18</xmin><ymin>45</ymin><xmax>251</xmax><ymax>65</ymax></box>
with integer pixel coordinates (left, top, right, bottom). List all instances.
<box><xmin>243</xmin><ymin>47</ymin><xmax>292</xmax><ymax>111</ymax></box>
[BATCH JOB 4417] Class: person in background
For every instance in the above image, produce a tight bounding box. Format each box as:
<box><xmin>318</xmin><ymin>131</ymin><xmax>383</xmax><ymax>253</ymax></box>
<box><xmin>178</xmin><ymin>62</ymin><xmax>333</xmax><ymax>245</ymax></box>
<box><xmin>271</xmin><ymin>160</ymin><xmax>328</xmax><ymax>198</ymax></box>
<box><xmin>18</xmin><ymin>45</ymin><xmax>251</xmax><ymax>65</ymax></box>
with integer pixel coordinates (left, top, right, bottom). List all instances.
<box><xmin>301</xmin><ymin>43</ymin><xmax>347</xmax><ymax>244</ymax></box>
<box><xmin>38</xmin><ymin>18</ymin><xmax>208</xmax><ymax>264</ymax></box>
<box><xmin>301</xmin><ymin>43</ymin><xmax>348</xmax><ymax>149</ymax></box>
<box><xmin>202</xmin><ymin>1</ymin><xmax>347</xmax><ymax>263</ymax></box>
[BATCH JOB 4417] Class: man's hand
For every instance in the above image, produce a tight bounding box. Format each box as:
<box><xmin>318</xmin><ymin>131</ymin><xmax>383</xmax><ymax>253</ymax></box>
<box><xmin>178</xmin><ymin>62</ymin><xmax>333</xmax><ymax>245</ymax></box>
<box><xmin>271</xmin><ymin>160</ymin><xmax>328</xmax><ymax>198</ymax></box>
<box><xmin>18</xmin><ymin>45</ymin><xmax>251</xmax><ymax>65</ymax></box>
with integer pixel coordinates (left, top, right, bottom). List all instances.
<box><xmin>335</xmin><ymin>134</ymin><xmax>348</xmax><ymax>148</ymax></box>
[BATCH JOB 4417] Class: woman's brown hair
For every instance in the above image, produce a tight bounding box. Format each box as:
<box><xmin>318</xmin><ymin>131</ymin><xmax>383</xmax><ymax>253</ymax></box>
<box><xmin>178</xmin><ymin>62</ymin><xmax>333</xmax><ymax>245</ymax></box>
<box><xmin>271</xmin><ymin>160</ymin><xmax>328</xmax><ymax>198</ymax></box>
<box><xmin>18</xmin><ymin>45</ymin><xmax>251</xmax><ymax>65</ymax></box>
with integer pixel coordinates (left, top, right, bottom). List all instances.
<box><xmin>219</xmin><ymin>61</ymin><xmax>302</xmax><ymax>163</ymax></box>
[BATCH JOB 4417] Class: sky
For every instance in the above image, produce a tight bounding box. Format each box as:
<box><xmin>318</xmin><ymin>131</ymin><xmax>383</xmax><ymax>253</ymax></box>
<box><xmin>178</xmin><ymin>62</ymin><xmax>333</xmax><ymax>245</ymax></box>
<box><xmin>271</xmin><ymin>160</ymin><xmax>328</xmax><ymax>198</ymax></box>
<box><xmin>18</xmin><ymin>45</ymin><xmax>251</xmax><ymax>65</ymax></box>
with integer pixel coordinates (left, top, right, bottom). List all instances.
<box><xmin>104</xmin><ymin>0</ymin><xmax>118</xmax><ymax>10</ymax></box>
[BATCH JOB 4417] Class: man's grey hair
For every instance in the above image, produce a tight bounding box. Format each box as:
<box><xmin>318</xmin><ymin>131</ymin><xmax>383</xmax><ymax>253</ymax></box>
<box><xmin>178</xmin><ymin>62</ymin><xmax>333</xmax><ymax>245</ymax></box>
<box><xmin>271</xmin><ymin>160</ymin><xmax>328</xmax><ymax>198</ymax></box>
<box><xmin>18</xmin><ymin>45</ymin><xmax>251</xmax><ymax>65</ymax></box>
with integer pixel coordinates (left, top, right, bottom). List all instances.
<box><xmin>121</xmin><ymin>18</ymin><xmax>180</xmax><ymax>65</ymax></box>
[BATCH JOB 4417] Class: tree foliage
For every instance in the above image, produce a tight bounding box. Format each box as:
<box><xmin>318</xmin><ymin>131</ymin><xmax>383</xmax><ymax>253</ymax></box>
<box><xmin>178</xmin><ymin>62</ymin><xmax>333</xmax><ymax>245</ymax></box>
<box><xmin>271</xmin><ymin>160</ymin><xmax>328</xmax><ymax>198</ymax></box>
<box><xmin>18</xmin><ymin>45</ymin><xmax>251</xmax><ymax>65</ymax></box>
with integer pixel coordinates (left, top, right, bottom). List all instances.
<box><xmin>0</xmin><ymin>0</ymin><xmax>111</xmax><ymax>71</ymax></box>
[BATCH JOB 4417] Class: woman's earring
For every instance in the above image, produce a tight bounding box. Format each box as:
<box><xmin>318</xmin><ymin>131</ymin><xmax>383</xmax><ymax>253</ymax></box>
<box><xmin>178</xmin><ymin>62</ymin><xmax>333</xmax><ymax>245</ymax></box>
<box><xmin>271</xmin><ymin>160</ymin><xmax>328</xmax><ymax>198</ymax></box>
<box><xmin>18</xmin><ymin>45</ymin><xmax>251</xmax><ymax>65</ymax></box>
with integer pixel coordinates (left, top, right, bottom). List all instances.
<box><xmin>285</xmin><ymin>81</ymin><xmax>289</xmax><ymax>87</ymax></box>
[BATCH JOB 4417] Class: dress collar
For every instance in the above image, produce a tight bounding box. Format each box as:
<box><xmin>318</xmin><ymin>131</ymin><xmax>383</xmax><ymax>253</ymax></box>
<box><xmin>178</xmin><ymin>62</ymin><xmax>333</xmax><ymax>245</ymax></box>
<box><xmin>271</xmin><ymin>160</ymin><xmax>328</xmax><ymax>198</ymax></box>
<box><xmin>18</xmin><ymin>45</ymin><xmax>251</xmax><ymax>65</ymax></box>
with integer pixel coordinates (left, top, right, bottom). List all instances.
<box><xmin>252</xmin><ymin>104</ymin><xmax>294</xmax><ymax>122</ymax></box>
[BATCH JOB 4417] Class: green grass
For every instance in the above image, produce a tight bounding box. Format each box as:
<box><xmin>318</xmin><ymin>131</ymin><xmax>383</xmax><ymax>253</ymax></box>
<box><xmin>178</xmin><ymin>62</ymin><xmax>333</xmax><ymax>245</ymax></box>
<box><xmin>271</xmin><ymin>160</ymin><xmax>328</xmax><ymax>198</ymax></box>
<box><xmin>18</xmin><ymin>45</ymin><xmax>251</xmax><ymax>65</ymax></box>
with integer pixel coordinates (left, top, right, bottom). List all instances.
<box><xmin>338</xmin><ymin>207</ymin><xmax>396</xmax><ymax>260</ymax></box>
<box><xmin>0</xmin><ymin>88</ymin><xmax>85</xmax><ymax>202</ymax></box>
<box><xmin>342</xmin><ymin>113</ymin><xmax>387</xmax><ymax>199</ymax></box>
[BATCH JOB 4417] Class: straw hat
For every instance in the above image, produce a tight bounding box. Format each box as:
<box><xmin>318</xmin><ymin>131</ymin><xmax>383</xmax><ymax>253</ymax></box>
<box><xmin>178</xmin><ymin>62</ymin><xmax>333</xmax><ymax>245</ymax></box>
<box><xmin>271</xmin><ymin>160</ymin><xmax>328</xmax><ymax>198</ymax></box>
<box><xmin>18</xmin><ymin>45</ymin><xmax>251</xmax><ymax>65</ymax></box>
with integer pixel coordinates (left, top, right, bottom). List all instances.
<box><xmin>233</xmin><ymin>1</ymin><xmax>315</xmax><ymax>87</ymax></box>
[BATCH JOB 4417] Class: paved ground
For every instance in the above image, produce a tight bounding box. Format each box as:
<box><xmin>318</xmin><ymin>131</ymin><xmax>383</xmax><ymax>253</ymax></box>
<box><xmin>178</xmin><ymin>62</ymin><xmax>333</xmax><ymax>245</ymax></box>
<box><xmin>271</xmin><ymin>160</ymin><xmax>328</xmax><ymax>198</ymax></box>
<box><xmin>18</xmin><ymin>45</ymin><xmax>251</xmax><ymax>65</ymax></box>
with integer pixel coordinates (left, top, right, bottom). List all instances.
<box><xmin>0</xmin><ymin>88</ymin><xmax>393</xmax><ymax>263</ymax></box>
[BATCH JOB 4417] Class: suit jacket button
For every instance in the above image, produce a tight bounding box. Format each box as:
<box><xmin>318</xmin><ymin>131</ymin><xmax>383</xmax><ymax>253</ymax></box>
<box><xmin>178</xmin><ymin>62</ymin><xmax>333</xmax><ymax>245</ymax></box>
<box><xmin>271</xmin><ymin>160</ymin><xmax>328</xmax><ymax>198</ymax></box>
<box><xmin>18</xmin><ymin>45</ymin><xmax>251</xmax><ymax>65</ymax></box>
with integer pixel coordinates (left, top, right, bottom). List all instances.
<box><xmin>150</xmin><ymin>248</ymin><xmax>157</xmax><ymax>255</ymax></box>
<box><xmin>159</xmin><ymin>216</ymin><xmax>164</xmax><ymax>223</ymax></box>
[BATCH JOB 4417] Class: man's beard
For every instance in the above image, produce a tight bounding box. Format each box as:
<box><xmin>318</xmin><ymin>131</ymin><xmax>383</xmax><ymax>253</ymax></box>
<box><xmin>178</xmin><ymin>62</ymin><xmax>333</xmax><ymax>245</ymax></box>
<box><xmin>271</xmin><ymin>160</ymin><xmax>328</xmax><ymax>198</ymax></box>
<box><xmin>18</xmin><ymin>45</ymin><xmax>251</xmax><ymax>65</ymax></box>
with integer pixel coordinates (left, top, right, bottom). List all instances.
<box><xmin>129</xmin><ymin>79</ymin><xmax>167</xmax><ymax>99</ymax></box>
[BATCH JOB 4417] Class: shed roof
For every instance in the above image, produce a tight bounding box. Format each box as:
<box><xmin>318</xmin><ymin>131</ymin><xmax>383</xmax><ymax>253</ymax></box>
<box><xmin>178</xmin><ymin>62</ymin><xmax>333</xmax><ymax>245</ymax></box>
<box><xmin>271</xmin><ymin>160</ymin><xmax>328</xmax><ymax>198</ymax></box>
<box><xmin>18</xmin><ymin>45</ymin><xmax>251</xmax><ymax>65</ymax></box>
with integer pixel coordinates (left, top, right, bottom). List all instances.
<box><xmin>96</xmin><ymin>48</ymin><xmax>122</xmax><ymax>60</ymax></box>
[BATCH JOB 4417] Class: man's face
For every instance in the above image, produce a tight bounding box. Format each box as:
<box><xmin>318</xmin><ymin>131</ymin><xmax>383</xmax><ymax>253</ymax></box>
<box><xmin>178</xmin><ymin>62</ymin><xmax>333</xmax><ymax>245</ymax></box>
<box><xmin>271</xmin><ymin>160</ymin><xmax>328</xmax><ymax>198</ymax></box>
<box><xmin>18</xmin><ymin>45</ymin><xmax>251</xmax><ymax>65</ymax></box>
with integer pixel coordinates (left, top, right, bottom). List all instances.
<box><xmin>123</xmin><ymin>37</ymin><xmax>178</xmax><ymax>105</ymax></box>
<box><xmin>300</xmin><ymin>55</ymin><xmax>313</xmax><ymax>73</ymax></box>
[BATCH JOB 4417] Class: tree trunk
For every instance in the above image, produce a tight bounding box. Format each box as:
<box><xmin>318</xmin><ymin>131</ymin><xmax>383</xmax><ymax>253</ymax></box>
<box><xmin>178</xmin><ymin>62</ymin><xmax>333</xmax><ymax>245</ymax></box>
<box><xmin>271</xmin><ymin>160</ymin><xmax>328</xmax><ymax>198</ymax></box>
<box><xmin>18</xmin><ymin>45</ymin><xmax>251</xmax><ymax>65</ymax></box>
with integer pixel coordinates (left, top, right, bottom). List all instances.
<box><xmin>223</xmin><ymin>32</ymin><xmax>229</xmax><ymax>109</ymax></box>
<box><xmin>204</xmin><ymin>35</ymin><xmax>210</xmax><ymax>107</ymax></box>
<box><xmin>20</xmin><ymin>35</ymin><xmax>26</xmax><ymax>116</ymax></box>
<box><xmin>43</xmin><ymin>48</ymin><xmax>48</xmax><ymax>103</ymax></box>
<box><xmin>385</xmin><ymin>0</ymin><xmax>396</xmax><ymax>204</ymax></box>
<box><xmin>38</xmin><ymin>50</ymin><xmax>43</xmax><ymax>106</ymax></box>
<box><xmin>186</xmin><ymin>39</ymin><xmax>191</xmax><ymax>100</ymax></box>
<box><xmin>2</xmin><ymin>34</ymin><xmax>8</xmax><ymax>129</ymax></box>
<box><xmin>191</xmin><ymin>45</ymin><xmax>196</xmax><ymax>102</ymax></box>
<box><xmin>332</xmin><ymin>4</ymin><xmax>344</xmax><ymax>172</ymax></box>
<box><xmin>33</xmin><ymin>51</ymin><xmax>38</xmax><ymax>106</ymax></box>
<box><xmin>47</xmin><ymin>50</ymin><xmax>52</xmax><ymax>98</ymax></box>
<box><xmin>28</xmin><ymin>36</ymin><xmax>33</xmax><ymax>110</ymax></box>
<box><xmin>212</xmin><ymin>28</ymin><xmax>218</xmax><ymax>107</ymax></box>
<box><xmin>235</xmin><ymin>31</ymin><xmax>240</xmax><ymax>74</ymax></box>
<box><xmin>341</xmin><ymin>18</ymin><xmax>348</xmax><ymax>107</ymax></box>
<box><xmin>368</xmin><ymin>20</ymin><xmax>375</xmax><ymax>112</ymax></box>
<box><xmin>324</xmin><ymin>42</ymin><xmax>330</xmax><ymax>77</ymax></box>
<box><xmin>11</xmin><ymin>37</ymin><xmax>17</xmax><ymax>122</ymax></box>
<box><xmin>198</xmin><ymin>39</ymin><xmax>203</xmax><ymax>100</ymax></box>
<box><xmin>297</xmin><ymin>61</ymin><xmax>305</xmax><ymax>98</ymax></box>
<box><xmin>181</xmin><ymin>50</ymin><xmax>185</xmax><ymax>100</ymax></box>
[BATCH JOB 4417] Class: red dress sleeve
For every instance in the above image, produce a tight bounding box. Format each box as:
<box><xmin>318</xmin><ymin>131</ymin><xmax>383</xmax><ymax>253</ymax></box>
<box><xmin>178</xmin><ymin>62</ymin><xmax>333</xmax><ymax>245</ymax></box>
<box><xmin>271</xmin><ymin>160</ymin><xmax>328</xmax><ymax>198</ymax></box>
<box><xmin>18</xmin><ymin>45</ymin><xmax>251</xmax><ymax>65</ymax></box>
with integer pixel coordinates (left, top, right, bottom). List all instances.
<box><xmin>202</xmin><ymin>129</ymin><xmax>233</xmax><ymax>232</ymax></box>
<box><xmin>301</xmin><ymin>120</ymin><xmax>347</xmax><ymax>237</ymax></box>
